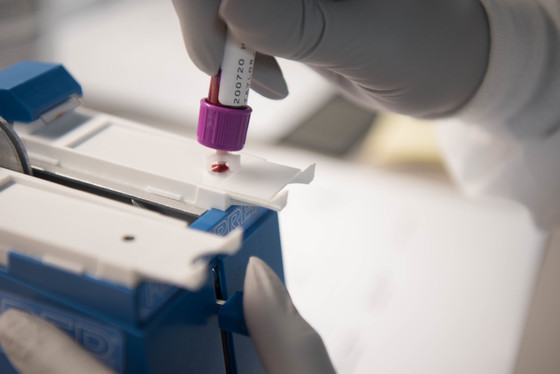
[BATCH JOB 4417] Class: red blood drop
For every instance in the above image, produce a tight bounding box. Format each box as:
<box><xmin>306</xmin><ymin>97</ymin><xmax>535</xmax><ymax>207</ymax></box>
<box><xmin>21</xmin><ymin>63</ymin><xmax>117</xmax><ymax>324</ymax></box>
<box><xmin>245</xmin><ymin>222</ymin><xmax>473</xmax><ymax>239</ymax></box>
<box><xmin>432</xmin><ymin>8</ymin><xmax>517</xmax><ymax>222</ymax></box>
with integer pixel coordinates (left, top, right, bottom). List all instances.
<box><xmin>211</xmin><ymin>163</ymin><xmax>229</xmax><ymax>173</ymax></box>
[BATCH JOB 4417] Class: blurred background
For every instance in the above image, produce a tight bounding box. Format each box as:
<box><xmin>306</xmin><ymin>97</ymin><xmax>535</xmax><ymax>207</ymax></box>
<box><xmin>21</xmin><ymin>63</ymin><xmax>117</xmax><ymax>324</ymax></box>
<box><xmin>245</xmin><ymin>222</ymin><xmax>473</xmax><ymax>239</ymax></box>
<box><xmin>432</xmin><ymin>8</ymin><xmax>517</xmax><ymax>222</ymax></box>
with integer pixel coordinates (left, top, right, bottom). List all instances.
<box><xmin>1</xmin><ymin>0</ymin><xmax>558</xmax><ymax>373</ymax></box>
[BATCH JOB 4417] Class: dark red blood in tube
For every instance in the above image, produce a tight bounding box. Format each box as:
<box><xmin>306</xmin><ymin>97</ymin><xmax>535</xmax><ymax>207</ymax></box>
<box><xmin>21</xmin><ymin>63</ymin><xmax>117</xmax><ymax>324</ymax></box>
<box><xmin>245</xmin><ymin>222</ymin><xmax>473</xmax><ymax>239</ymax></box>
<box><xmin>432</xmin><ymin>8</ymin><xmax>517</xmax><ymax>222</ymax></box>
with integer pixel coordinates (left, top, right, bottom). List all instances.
<box><xmin>209</xmin><ymin>74</ymin><xmax>221</xmax><ymax>105</ymax></box>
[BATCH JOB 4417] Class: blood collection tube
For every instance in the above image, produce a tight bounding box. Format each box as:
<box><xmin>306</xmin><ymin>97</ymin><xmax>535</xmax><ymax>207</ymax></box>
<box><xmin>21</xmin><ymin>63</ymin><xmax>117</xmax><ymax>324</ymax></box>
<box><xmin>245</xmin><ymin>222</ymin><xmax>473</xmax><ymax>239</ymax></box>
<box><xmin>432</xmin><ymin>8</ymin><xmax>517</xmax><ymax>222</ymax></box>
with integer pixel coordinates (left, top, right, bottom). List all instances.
<box><xmin>197</xmin><ymin>32</ymin><xmax>255</xmax><ymax>172</ymax></box>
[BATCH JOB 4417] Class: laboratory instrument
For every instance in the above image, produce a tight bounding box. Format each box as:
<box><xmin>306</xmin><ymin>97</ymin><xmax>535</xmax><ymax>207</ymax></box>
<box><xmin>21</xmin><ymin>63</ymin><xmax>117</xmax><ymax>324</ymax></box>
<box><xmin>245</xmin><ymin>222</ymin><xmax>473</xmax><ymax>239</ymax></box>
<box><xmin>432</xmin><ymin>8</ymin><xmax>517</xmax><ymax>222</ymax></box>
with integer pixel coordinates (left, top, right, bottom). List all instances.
<box><xmin>0</xmin><ymin>61</ymin><xmax>313</xmax><ymax>373</ymax></box>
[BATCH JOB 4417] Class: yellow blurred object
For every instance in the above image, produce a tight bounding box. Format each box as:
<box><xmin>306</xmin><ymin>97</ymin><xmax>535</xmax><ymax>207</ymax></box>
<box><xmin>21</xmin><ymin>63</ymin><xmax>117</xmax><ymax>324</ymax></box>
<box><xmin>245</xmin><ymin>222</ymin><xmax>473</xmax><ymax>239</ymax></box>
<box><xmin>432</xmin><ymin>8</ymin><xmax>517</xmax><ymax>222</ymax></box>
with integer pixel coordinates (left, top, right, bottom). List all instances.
<box><xmin>358</xmin><ymin>112</ymin><xmax>444</xmax><ymax>168</ymax></box>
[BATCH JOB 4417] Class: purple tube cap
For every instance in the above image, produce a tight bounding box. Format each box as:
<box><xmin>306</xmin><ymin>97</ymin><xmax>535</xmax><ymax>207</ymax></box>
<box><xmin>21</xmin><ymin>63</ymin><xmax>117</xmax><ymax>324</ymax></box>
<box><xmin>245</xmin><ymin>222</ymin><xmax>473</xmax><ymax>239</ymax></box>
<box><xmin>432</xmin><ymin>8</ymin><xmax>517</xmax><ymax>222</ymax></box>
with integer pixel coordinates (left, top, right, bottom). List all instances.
<box><xmin>197</xmin><ymin>98</ymin><xmax>252</xmax><ymax>151</ymax></box>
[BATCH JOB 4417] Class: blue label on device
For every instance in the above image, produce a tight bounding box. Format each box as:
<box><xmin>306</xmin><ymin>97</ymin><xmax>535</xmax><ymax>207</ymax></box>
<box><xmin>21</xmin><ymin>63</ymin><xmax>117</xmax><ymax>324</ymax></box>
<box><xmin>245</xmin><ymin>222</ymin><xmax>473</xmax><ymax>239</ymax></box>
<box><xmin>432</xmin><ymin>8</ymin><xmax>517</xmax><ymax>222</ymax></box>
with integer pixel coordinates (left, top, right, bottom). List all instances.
<box><xmin>212</xmin><ymin>205</ymin><xmax>265</xmax><ymax>236</ymax></box>
<box><xmin>0</xmin><ymin>291</ymin><xmax>123</xmax><ymax>373</ymax></box>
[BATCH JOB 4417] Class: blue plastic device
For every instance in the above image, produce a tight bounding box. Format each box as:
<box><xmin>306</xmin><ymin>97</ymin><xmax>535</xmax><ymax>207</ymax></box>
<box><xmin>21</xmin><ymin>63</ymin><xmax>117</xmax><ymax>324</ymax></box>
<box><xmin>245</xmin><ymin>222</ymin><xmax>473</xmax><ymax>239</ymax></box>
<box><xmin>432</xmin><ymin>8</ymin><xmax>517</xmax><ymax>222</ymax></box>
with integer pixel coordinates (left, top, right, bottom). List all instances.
<box><xmin>0</xmin><ymin>62</ymin><xmax>285</xmax><ymax>373</ymax></box>
<box><xmin>0</xmin><ymin>61</ymin><xmax>82</xmax><ymax>122</ymax></box>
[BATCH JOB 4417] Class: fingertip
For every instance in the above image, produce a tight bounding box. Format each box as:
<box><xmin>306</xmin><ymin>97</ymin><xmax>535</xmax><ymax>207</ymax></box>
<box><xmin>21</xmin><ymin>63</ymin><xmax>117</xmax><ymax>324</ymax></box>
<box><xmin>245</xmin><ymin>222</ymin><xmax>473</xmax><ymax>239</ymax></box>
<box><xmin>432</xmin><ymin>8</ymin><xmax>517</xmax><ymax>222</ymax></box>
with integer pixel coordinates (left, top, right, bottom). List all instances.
<box><xmin>244</xmin><ymin>256</ymin><xmax>273</xmax><ymax>295</ymax></box>
<box><xmin>252</xmin><ymin>54</ymin><xmax>289</xmax><ymax>100</ymax></box>
<box><xmin>244</xmin><ymin>256</ymin><xmax>284</xmax><ymax>297</ymax></box>
<box><xmin>181</xmin><ymin>29</ymin><xmax>225</xmax><ymax>76</ymax></box>
<box><xmin>243</xmin><ymin>257</ymin><xmax>337</xmax><ymax>374</ymax></box>
<box><xmin>0</xmin><ymin>310</ymin><xmax>117</xmax><ymax>374</ymax></box>
<box><xmin>244</xmin><ymin>257</ymin><xmax>287</xmax><ymax>317</ymax></box>
<box><xmin>247</xmin><ymin>255</ymin><xmax>268</xmax><ymax>270</ymax></box>
<box><xmin>244</xmin><ymin>256</ymin><xmax>301</xmax><ymax>336</ymax></box>
<box><xmin>251</xmin><ymin>82</ymin><xmax>288</xmax><ymax>100</ymax></box>
<box><xmin>0</xmin><ymin>309</ymin><xmax>36</xmax><ymax>344</ymax></box>
<box><xmin>0</xmin><ymin>308</ymin><xmax>30</xmax><ymax>323</ymax></box>
<box><xmin>0</xmin><ymin>309</ymin><xmax>19</xmax><ymax>331</ymax></box>
<box><xmin>184</xmin><ymin>36</ymin><xmax>224</xmax><ymax>76</ymax></box>
<box><xmin>246</xmin><ymin>255</ymin><xmax>263</xmax><ymax>271</ymax></box>
<box><xmin>0</xmin><ymin>310</ymin><xmax>44</xmax><ymax>371</ymax></box>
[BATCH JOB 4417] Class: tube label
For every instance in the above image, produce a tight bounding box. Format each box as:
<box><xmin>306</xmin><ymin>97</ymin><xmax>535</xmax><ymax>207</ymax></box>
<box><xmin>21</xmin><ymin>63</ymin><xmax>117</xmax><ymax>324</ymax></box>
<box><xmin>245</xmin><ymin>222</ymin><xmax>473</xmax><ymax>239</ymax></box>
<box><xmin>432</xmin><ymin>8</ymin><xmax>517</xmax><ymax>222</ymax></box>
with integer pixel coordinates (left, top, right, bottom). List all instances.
<box><xmin>218</xmin><ymin>32</ymin><xmax>255</xmax><ymax>107</ymax></box>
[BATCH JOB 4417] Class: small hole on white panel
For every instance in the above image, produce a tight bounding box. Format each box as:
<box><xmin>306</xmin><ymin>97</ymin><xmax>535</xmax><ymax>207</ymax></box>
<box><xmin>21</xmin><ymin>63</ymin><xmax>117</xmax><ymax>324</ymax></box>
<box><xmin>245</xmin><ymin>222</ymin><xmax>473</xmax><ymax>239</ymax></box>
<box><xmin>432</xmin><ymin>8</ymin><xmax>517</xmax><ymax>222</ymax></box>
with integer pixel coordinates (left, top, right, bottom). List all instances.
<box><xmin>122</xmin><ymin>235</ymin><xmax>135</xmax><ymax>242</ymax></box>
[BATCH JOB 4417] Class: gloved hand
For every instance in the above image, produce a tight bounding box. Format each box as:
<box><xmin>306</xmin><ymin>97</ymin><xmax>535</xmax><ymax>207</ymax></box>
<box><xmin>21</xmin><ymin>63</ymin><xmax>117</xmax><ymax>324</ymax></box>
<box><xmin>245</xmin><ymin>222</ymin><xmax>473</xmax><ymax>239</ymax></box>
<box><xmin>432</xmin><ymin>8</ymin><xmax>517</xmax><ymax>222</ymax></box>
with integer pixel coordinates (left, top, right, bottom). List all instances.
<box><xmin>0</xmin><ymin>257</ymin><xmax>335</xmax><ymax>374</ymax></box>
<box><xmin>244</xmin><ymin>257</ymin><xmax>335</xmax><ymax>374</ymax></box>
<box><xmin>172</xmin><ymin>0</ymin><xmax>490</xmax><ymax>118</ymax></box>
<box><xmin>0</xmin><ymin>309</ymin><xmax>116</xmax><ymax>374</ymax></box>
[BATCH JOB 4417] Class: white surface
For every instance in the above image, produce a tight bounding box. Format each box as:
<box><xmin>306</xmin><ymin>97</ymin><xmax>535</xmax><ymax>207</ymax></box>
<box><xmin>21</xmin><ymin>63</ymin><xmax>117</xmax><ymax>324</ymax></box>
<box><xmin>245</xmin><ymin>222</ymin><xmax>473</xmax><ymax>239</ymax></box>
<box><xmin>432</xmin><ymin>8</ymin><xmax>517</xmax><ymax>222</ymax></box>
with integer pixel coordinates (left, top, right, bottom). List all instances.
<box><xmin>0</xmin><ymin>168</ymin><xmax>242</xmax><ymax>289</ymax></box>
<box><xmin>45</xmin><ymin>0</ymin><xmax>335</xmax><ymax>142</ymax></box>
<box><xmin>264</xmin><ymin>147</ymin><xmax>548</xmax><ymax>374</ymax></box>
<box><xmin>14</xmin><ymin>108</ymin><xmax>314</xmax><ymax>214</ymax></box>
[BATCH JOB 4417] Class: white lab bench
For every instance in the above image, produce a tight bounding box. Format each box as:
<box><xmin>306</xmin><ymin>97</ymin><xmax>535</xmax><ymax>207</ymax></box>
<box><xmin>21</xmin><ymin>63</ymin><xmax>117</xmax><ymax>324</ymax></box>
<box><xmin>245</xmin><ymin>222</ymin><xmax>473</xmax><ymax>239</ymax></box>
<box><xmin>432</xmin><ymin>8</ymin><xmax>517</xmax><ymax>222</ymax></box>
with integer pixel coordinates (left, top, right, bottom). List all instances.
<box><xmin>261</xmin><ymin>145</ymin><xmax>548</xmax><ymax>374</ymax></box>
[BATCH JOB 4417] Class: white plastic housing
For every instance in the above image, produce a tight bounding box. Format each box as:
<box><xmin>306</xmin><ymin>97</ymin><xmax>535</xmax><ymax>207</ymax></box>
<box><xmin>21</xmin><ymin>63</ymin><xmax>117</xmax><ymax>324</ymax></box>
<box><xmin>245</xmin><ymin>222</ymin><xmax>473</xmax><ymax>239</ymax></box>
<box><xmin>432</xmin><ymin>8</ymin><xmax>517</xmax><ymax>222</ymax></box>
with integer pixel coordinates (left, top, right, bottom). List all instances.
<box><xmin>14</xmin><ymin>108</ymin><xmax>314</xmax><ymax>216</ymax></box>
<box><xmin>0</xmin><ymin>168</ymin><xmax>242</xmax><ymax>289</ymax></box>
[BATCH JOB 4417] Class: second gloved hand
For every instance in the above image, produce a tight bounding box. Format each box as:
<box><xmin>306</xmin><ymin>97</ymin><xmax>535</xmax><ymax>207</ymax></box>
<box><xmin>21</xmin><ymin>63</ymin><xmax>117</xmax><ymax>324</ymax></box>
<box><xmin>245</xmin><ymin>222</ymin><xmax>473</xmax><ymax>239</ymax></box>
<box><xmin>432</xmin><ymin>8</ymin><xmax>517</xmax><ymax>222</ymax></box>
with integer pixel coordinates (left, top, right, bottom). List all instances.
<box><xmin>173</xmin><ymin>0</ymin><xmax>490</xmax><ymax>118</ymax></box>
<box><xmin>244</xmin><ymin>257</ymin><xmax>336</xmax><ymax>374</ymax></box>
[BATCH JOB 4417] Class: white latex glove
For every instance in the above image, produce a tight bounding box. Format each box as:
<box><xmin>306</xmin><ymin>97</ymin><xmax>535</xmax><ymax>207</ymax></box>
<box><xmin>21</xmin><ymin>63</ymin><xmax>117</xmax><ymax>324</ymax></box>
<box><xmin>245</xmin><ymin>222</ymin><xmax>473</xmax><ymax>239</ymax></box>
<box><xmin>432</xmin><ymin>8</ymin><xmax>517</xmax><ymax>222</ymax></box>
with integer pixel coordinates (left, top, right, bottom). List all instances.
<box><xmin>172</xmin><ymin>0</ymin><xmax>490</xmax><ymax>118</ymax></box>
<box><xmin>0</xmin><ymin>309</ymin><xmax>116</xmax><ymax>374</ymax></box>
<box><xmin>244</xmin><ymin>257</ymin><xmax>336</xmax><ymax>374</ymax></box>
<box><xmin>0</xmin><ymin>257</ymin><xmax>334</xmax><ymax>374</ymax></box>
